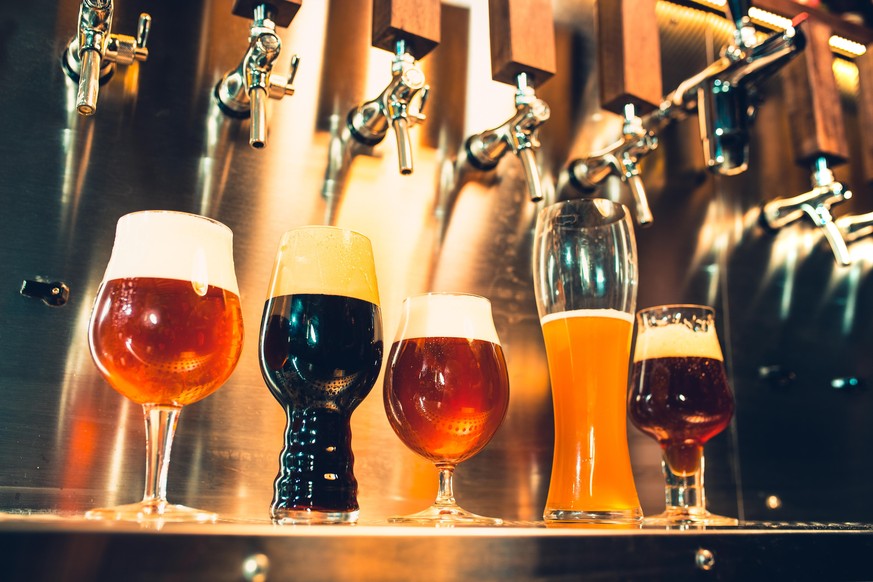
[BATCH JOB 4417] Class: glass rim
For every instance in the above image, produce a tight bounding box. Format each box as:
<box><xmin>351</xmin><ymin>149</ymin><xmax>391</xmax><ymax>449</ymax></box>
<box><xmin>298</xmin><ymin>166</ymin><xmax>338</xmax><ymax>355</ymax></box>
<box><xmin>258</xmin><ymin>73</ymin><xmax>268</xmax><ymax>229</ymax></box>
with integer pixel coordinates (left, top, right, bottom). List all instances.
<box><xmin>540</xmin><ymin>197</ymin><xmax>630</xmax><ymax>215</ymax></box>
<box><xmin>636</xmin><ymin>304</ymin><xmax>716</xmax><ymax>316</ymax></box>
<box><xmin>281</xmin><ymin>224</ymin><xmax>371</xmax><ymax>241</ymax></box>
<box><xmin>402</xmin><ymin>291</ymin><xmax>490</xmax><ymax>304</ymax></box>
<box><xmin>119</xmin><ymin>210</ymin><xmax>233</xmax><ymax>235</ymax></box>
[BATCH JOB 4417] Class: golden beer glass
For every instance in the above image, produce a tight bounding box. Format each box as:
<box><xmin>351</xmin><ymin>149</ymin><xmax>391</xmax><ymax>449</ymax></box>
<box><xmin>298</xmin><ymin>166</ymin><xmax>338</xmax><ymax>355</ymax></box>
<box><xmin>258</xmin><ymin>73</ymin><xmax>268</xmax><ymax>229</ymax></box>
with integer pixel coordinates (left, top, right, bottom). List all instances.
<box><xmin>533</xmin><ymin>198</ymin><xmax>642</xmax><ymax>524</ymax></box>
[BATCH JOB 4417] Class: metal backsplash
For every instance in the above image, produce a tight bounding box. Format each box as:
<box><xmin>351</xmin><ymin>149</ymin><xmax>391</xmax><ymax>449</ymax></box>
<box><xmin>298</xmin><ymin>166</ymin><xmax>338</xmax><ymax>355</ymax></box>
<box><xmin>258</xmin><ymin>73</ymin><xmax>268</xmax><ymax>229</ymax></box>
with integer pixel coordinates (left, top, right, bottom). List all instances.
<box><xmin>0</xmin><ymin>0</ymin><xmax>871</xmax><ymax>523</ymax></box>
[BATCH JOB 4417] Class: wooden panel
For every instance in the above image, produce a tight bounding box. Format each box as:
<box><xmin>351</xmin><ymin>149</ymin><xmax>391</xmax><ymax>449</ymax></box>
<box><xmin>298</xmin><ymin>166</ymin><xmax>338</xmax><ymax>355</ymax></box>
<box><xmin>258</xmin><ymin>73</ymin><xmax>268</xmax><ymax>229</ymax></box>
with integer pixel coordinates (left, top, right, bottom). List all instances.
<box><xmin>372</xmin><ymin>0</ymin><xmax>440</xmax><ymax>59</ymax></box>
<box><xmin>856</xmin><ymin>47</ymin><xmax>873</xmax><ymax>185</ymax></box>
<box><xmin>232</xmin><ymin>0</ymin><xmax>302</xmax><ymax>28</ymax></box>
<box><xmin>597</xmin><ymin>0</ymin><xmax>662</xmax><ymax>116</ymax></box>
<box><xmin>488</xmin><ymin>0</ymin><xmax>556</xmax><ymax>86</ymax></box>
<box><xmin>781</xmin><ymin>19</ymin><xmax>849</xmax><ymax>166</ymax></box>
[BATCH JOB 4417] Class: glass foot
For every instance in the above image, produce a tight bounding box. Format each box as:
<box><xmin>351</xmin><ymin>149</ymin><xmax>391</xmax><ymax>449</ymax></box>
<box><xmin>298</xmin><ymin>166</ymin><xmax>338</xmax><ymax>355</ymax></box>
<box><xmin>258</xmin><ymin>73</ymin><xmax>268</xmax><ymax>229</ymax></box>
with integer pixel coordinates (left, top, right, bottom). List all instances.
<box><xmin>271</xmin><ymin>508</ymin><xmax>359</xmax><ymax>525</ymax></box>
<box><xmin>643</xmin><ymin>507</ymin><xmax>738</xmax><ymax>527</ymax></box>
<box><xmin>85</xmin><ymin>500</ymin><xmax>217</xmax><ymax>523</ymax></box>
<box><xmin>543</xmin><ymin>507</ymin><xmax>643</xmax><ymax>525</ymax></box>
<box><xmin>389</xmin><ymin>503</ymin><xmax>503</xmax><ymax>527</ymax></box>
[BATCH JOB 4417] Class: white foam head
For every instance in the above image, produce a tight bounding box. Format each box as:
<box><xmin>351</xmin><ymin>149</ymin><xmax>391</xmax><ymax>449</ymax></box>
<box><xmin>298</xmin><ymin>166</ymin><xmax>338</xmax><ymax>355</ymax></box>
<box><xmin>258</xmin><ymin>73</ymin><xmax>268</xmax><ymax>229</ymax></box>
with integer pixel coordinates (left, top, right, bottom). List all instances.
<box><xmin>633</xmin><ymin>324</ymin><xmax>724</xmax><ymax>362</ymax></box>
<box><xmin>395</xmin><ymin>293</ymin><xmax>501</xmax><ymax>344</ymax></box>
<box><xmin>102</xmin><ymin>211</ymin><xmax>239</xmax><ymax>295</ymax></box>
<box><xmin>267</xmin><ymin>226</ymin><xmax>380</xmax><ymax>305</ymax></box>
<box><xmin>541</xmin><ymin>308</ymin><xmax>634</xmax><ymax>326</ymax></box>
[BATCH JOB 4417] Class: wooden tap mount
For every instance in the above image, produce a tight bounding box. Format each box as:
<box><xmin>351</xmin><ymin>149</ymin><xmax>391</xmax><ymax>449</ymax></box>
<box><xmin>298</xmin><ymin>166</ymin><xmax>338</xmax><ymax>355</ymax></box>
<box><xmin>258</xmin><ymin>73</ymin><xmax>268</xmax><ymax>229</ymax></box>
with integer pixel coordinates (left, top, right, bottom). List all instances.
<box><xmin>488</xmin><ymin>0</ymin><xmax>556</xmax><ymax>87</ymax></box>
<box><xmin>782</xmin><ymin>19</ymin><xmax>849</xmax><ymax>166</ymax></box>
<box><xmin>597</xmin><ymin>0</ymin><xmax>662</xmax><ymax>116</ymax></box>
<box><xmin>856</xmin><ymin>45</ymin><xmax>873</xmax><ymax>186</ymax></box>
<box><xmin>372</xmin><ymin>0</ymin><xmax>440</xmax><ymax>59</ymax></box>
<box><xmin>232</xmin><ymin>0</ymin><xmax>302</xmax><ymax>28</ymax></box>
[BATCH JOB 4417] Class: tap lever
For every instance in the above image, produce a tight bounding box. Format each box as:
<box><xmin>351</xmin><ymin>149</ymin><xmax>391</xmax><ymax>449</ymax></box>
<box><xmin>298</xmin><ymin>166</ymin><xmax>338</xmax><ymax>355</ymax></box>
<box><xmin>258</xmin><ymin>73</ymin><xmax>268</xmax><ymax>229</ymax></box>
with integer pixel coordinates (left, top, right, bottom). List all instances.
<box><xmin>372</xmin><ymin>0</ymin><xmax>441</xmax><ymax>60</ymax></box>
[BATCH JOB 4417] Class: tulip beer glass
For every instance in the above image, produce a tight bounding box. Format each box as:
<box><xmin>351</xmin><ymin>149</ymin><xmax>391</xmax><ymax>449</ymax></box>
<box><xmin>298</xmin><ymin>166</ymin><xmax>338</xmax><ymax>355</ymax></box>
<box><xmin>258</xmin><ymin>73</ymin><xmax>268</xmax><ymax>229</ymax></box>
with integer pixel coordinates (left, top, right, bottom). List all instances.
<box><xmin>259</xmin><ymin>226</ymin><xmax>383</xmax><ymax>524</ymax></box>
<box><xmin>628</xmin><ymin>305</ymin><xmax>737</xmax><ymax>526</ymax></box>
<box><xmin>87</xmin><ymin>211</ymin><xmax>244</xmax><ymax>522</ymax></box>
<box><xmin>533</xmin><ymin>198</ymin><xmax>642</xmax><ymax>523</ymax></box>
<box><xmin>384</xmin><ymin>293</ymin><xmax>510</xmax><ymax>525</ymax></box>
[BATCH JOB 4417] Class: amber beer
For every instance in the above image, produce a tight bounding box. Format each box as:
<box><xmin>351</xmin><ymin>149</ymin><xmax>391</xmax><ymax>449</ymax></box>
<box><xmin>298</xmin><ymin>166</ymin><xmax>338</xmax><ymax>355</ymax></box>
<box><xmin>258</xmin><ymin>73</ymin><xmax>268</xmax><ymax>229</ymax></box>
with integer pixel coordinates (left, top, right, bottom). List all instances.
<box><xmin>541</xmin><ymin>309</ymin><xmax>641</xmax><ymax>516</ymax></box>
<box><xmin>384</xmin><ymin>336</ymin><xmax>509</xmax><ymax>464</ymax></box>
<box><xmin>628</xmin><ymin>322</ymin><xmax>734</xmax><ymax>475</ymax></box>
<box><xmin>90</xmin><ymin>277</ymin><xmax>243</xmax><ymax>406</ymax></box>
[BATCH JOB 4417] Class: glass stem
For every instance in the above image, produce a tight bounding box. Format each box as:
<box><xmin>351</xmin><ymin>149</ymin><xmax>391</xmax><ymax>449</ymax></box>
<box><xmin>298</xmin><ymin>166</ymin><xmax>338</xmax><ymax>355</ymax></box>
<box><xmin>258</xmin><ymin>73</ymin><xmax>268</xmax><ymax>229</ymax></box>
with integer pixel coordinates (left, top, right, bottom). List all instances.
<box><xmin>434</xmin><ymin>463</ymin><xmax>457</xmax><ymax>507</ymax></box>
<box><xmin>663</xmin><ymin>452</ymin><xmax>706</xmax><ymax>514</ymax></box>
<box><xmin>141</xmin><ymin>404</ymin><xmax>182</xmax><ymax>506</ymax></box>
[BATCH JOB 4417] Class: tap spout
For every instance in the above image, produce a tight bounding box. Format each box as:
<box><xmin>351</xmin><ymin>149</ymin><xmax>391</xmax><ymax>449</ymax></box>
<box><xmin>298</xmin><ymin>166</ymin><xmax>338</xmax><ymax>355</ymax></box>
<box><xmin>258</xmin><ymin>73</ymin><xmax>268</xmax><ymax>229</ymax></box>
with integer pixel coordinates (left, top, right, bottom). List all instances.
<box><xmin>836</xmin><ymin>212</ymin><xmax>873</xmax><ymax>244</ymax></box>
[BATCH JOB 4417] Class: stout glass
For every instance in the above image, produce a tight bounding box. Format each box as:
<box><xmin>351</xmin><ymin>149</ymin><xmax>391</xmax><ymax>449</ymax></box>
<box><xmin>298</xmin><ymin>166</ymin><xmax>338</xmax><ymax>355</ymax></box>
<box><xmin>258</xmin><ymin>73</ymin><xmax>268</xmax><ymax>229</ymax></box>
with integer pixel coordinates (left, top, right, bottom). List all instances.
<box><xmin>259</xmin><ymin>226</ymin><xmax>383</xmax><ymax>524</ymax></box>
<box><xmin>629</xmin><ymin>304</ymin><xmax>737</xmax><ymax>526</ymax></box>
<box><xmin>533</xmin><ymin>198</ymin><xmax>642</xmax><ymax>524</ymax></box>
<box><xmin>384</xmin><ymin>293</ymin><xmax>509</xmax><ymax>525</ymax></box>
<box><xmin>87</xmin><ymin>211</ymin><xmax>244</xmax><ymax>522</ymax></box>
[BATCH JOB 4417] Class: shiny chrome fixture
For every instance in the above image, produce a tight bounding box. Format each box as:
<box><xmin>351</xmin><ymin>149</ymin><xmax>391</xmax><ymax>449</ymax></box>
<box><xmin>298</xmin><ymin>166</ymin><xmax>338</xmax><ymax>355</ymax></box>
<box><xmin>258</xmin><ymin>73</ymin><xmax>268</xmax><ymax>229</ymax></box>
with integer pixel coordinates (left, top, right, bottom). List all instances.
<box><xmin>215</xmin><ymin>2</ymin><xmax>301</xmax><ymax>149</ymax></box>
<box><xmin>61</xmin><ymin>0</ymin><xmax>151</xmax><ymax>116</ymax></box>
<box><xmin>761</xmin><ymin>157</ymin><xmax>852</xmax><ymax>266</ymax></box>
<box><xmin>347</xmin><ymin>39</ymin><xmax>429</xmax><ymax>175</ymax></box>
<box><xmin>464</xmin><ymin>73</ymin><xmax>550</xmax><ymax>203</ymax></box>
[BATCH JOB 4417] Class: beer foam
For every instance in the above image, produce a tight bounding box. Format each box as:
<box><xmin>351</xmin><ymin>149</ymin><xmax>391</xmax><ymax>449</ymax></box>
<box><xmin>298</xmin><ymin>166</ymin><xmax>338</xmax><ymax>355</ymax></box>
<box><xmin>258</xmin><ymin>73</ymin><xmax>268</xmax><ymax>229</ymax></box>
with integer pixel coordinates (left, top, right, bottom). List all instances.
<box><xmin>102</xmin><ymin>211</ymin><xmax>239</xmax><ymax>295</ymax></box>
<box><xmin>633</xmin><ymin>324</ymin><xmax>724</xmax><ymax>362</ymax></box>
<box><xmin>395</xmin><ymin>294</ymin><xmax>501</xmax><ymax>344</ymax></box>
<box><xmin>268</xmin><ymin>226</ymin><xmax>380</xmax><ymax>306</ymax></box>
<box><xmin>540</xmin><ymin>308</ymin><xmax>634</xmax><ymax>326</ymax></box>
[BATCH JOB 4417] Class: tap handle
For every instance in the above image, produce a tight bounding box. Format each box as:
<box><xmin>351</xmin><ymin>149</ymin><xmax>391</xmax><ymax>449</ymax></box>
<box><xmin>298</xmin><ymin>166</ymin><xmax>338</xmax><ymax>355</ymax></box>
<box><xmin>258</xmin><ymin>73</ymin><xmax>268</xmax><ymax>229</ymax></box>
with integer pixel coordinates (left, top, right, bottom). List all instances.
<box><xmin>855</xmin><ymin>45</ymin><xmax>873</xmax><ymax>187</ymax></box>
<box><xmin>372</xmin><ymin>0</ymin><xmax>441</xmax><ymax>59</ymax></box>
<box><xmin>818</xmin><ymin>210</ymin><xmax>851</xmax><ymax>267</ymax></box>
<box><xmin>488</xmin><ymin>0</ymin><xmax>555</xmax><ymax>86</ymax></box>
<box><xmin>232</xmin><ymin>0</ymin><xmax>302</xmax><ymax>27</ymax></box>
<box><xmin>782</xmin><ymin>20</ymin><xmax>848</xmax><ymax>168</ymax></box>
<box><xmin>136</xmin><ymin>13</ymin><xmax>151</xmax><ymax>49</ymax></box>
<box><xmin>597</xmin><ymin>0</ymin><xmax>661</xmax><ymax>116</ymax></box>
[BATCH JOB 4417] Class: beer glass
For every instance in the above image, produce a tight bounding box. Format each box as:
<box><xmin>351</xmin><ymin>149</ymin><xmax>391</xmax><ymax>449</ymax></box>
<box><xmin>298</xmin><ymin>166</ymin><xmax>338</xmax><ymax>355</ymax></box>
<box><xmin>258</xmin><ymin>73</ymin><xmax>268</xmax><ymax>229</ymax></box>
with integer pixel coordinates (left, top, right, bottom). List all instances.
<box><xmin>628</xmin><ymin>305</ymin><xmax>737</xmax><ymax>526</ymax></box>
<box><xmin>384</xmin><ymin>293</ymin><xmax>510</xmax><ymax>525</ymax></box>
<box><xmin>87</xmin><ymin>211</ymin><xmax>244</xmax><ymax>522</ymax></box>
<box><xmin>533</xmin><ymin>198</ymin><xmax>642</xmax><ymax>523</ymax></box>
<box><xmin>259</xmin><ymin>226</ymin><xmax>383</xmax><ymax>524</ymax></box>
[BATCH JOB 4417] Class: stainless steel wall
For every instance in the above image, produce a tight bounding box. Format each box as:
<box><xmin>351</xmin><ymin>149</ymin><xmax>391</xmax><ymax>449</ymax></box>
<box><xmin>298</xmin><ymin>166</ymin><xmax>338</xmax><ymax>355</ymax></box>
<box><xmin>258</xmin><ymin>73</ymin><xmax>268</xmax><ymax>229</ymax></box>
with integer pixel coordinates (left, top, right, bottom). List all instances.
<box><xmin>0</xmin><ymin>0</ymin><xmax>870</xmax><ymax>523</ymax></box>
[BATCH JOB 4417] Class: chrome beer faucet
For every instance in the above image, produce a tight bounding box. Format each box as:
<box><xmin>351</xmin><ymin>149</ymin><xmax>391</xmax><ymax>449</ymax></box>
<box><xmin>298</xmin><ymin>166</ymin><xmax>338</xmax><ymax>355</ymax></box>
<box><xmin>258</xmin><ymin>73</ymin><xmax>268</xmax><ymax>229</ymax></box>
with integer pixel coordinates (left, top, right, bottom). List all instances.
<box><xmin>567</xmin><ymin>103</ymin><xmax>656</xmax><ymax>226</ymax></box>
<box><xmin>761</xmin><ymin>158</ymin><xmax>852</xmax><ymax>266</ymax></box>
<box><xmin>215</xmin><ymin>3</ymin><xmax>301</xmax><ymax>149</ymax></box>
<box><xmin>836</xmin><ymin>212</ymin><xmax>873</xmax><ymax>245</ymax></box>
<box><xmin>465</xmin><ymin>73</ymin><xmax>550</xmax><ymax>203</ymax></box>
<box><xmin>347</xmin><ymin>39</ymin><xmax>429</xmax><ymax>175</ymax></box>
<box><xmin>61</xmin><ymin>0</ymin><xmax>151</xmax><ymax>116</ymax></box>
<box><xmin>648</xmin><ymin>11</ymin><xmax>806</xmax><ymax>174</ymax></box>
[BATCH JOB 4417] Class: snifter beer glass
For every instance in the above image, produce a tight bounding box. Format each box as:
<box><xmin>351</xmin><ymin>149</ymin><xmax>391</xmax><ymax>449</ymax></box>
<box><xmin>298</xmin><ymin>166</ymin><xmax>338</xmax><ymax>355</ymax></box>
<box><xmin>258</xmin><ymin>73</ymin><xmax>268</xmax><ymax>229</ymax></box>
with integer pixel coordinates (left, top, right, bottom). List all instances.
<box><xmin>259</xmin><ymin>226</ymin><xmax>383</xmax><ymax>524</ymax></box>
<box><xmin>533</xmin><ymin>198</ymin><xmax>642</xmax><ymax>523</ymax></box>
<box><xmin>628</xmin><ymin>305</ymin><xmax>737</xmax><ymax>526</ymax></box>
<box><xmin>87</xmin><ymin>211</ymin><xmax>244</xmax><ymax>522</ymax></box>
<box><xmin>384</xmin><ymin>293</ymin><xmax>510</xmax><ymax>525</ymax></box>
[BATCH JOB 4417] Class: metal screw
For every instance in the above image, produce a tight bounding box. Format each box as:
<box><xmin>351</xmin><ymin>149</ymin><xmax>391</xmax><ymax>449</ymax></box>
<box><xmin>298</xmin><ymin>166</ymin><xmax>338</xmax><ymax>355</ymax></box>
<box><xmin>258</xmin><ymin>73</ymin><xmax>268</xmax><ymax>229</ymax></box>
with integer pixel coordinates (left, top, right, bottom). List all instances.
<box><xmin>695</xmin><ymin>548</ymin><xmax>715</xmax><ymax>571</ymax></box>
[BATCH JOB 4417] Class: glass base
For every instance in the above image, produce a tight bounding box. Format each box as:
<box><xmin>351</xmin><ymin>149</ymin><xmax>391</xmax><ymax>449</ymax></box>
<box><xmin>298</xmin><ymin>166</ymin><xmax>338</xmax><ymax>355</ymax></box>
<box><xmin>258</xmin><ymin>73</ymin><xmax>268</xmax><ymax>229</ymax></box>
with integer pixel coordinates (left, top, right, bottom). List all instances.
<box><xmin>84</xmin><ymin>500</ymin><xmax>217</xmax><ymax>523</ymax></box>
<box><xmin>389</xmin><ymin>503</ymin><xmax>503</xmax><ymax>527</ymax></box>
<box><xmin>272</xmin><ymin>508</ymin><xmax>359</xmax><ymax>525</ymax></box>
<box><xmin>543</xmin><ymin>507</ymin><xmax>644</xmax><ymax>525</ymax></box>
<box><xmin>643</xmin><ymin>507</ymin><xmax>738</xmax><ymax>527</ymax></box>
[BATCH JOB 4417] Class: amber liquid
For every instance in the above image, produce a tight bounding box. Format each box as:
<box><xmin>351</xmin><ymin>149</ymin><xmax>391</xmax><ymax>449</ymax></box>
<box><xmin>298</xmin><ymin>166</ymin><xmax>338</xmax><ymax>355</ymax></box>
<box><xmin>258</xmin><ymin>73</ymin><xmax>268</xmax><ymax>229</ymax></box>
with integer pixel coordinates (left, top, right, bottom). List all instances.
<box><xmin>384</xmin><ymin>337</ymin><xmax>509</xmax><ymax>465</ymax></box>
<box><xmin>628</xmin><ymin>356</ymin><xmax>734</xmax><ymax>474</ymax></box>
<box><xmin>541</xmin><ymin>312</ymin><xmax>640</xmax><ymax>514</ymax></box>
<box><xmin>89</xmin><ymin>277</ymin><xmax>243</xmax><ymax>406</ymax></box>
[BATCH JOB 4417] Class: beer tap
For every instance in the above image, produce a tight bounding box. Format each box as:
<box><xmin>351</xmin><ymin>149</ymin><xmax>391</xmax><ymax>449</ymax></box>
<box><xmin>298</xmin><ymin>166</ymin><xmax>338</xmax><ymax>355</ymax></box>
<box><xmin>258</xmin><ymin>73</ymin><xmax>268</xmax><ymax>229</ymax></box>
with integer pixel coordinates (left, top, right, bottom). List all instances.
<box><xmin>215</xmin><ymin>0</ymin><xmax>302</xmax><ymax>149</ymax></box>
<box><xmin>61</xmin><ymin>0</ymin><xmax>151</xmax><ymax>116</ymax></box>
<box><xmin>566</xmin><ymin>0</ymin><xmax>661</xmax><ymax>226</ymax></box>
<box><xmin>646</xmin><ymin>8</ymin><xmax>807</xmax><ymax>174</ymax></box>
<box><xmin>760</xmin><ymin>20</ymin><xmax>851</xmax><ymax>266</ymax></box>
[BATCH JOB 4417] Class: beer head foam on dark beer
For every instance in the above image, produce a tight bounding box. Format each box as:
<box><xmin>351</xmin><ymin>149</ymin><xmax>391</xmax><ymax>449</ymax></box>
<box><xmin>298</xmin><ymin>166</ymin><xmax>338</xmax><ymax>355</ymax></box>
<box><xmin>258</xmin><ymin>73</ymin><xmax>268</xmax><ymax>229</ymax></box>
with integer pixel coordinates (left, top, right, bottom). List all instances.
<box><xmin>103</xmin><ymin>211</ymin><xmax>239</xmax><ymax>296</ymax></box>
<box><xmin>398</xmin><ymin>294</ymin><xmax>501</xmax><ymax>344</ymax></box>
<box><xmin>268</xmin><ymin>226</ymin><xmax>380</xmax><ymax>306</ymax></box>
<box><xmin>633</xmin><ymin>324</ymin><xmax>724</xmax><ymax>363</ymax></box>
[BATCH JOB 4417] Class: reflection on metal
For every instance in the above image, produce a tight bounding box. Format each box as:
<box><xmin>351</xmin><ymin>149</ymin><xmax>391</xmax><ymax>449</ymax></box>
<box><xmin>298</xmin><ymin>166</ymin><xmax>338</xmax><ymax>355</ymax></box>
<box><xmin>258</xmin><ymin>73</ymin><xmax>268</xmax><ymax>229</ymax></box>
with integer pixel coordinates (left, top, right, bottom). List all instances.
<box><xmin>760</xmin><ymin>158</ymin><xmax>852</xmax><ymax>266</ymax></box>
<box><xmin>215</xmin><ymin>4</ymin><xmax>301</xmax><ymax>148</ymax></box>
<box><xmin>61</xmin><ymin>0</ymin><xmax>151</xmax><ymax>116</ymax></box>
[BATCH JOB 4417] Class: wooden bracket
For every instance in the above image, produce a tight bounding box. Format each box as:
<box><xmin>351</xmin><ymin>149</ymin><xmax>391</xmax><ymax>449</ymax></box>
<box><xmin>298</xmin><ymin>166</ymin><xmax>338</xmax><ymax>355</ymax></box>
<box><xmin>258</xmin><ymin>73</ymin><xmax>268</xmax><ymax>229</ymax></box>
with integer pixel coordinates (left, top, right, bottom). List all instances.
<box><xmin>487</xmin><ymin>0</ymin><xmax>556</xmax><ymax>87</ymax></box>
<box><xmin>856</xmin><ymin>46</ymin><xmax>873</xmax><ymax>185</ymax></box>
<box><xmin>232</xmin><ymin>0</ymin><xmax>302</xmax><ymax>28</ymax></box>
<box><xmin>372</xmin><ymin>0</ymin><xmax>441</xmax><ymax>59</ymax></box>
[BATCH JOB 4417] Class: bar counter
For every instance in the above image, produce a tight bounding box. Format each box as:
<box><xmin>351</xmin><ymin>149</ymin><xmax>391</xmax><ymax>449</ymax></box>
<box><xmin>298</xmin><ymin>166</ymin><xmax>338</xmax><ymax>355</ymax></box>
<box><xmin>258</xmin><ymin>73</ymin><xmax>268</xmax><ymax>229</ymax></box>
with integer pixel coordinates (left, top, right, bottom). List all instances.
<box><xmin>1</xmin><ymin>517</ymin><xmax>871</xmax><ymax>581</ymax></box>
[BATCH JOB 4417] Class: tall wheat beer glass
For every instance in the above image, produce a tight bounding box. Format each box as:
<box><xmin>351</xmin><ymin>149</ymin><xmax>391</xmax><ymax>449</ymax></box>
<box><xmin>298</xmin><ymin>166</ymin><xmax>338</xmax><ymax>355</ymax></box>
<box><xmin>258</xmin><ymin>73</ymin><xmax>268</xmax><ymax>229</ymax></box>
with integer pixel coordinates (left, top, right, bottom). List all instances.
<box><xmin>259</xmin><ymin>226</ymin><xmax>383</xmax><ymax>524</ymax></box>
<box><xmin>87</xmin><ymin>211</ymin><xmax>244</xmax><ymax>522</ymax></box>
<box><xmin>533</xmin><ymin>199</ymin><xmax>642</xmax><ymax>523</ymax></box>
